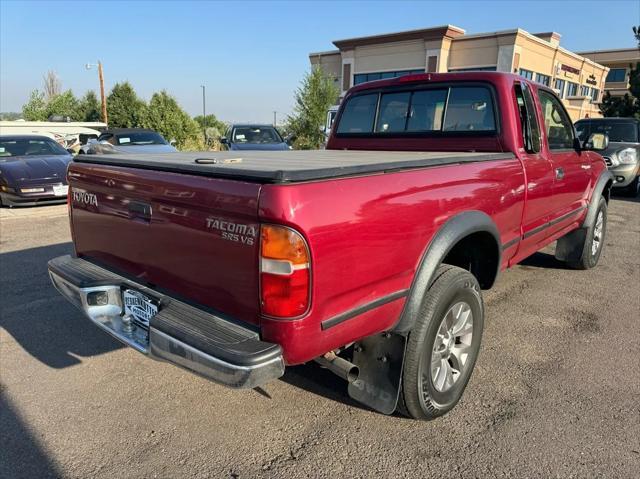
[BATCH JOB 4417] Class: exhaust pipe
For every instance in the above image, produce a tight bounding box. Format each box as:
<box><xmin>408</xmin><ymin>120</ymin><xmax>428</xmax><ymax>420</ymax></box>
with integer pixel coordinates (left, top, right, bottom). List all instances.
<box><xmin>314</xmin><ymin>352</ymin><xmax>359</xmax><ymax>383</ymax></box>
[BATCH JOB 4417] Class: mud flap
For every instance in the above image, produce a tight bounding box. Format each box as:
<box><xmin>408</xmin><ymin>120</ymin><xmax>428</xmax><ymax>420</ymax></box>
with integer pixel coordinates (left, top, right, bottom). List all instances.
<box><xmin>348</xmin><ymin>333</ymin><xmax>406</xmax><ymax>415</ymax></box>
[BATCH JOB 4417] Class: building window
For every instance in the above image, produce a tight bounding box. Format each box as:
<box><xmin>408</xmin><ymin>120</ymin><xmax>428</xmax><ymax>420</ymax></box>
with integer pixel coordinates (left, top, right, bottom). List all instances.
<box><xmin>519</xmin><ymin>69</ymin><xmax>534</xmax><ymax>80</ymax></box>
<box><xmin>591</xmin><ymin>88</ymin><xmax>600</xmax><ymax>103</ymax></box>
<box><xmin>536</xmin><ymin>73</ymin><xmax>551</xmax><ymax>86</ymax></box>
<box><xmin>566</xmin><ymin>82</ymin><xmax>578</xmax><ymax>97</ymax></box>
<box><xmin>606</xmin><ymin>68</ymin><xmax>627</xmax><ymax>82</ymax></box>
<box><xmin>353</xmin><ymin>69</ymin><xmax>424</xmax><ymax>85</ymax></box>
<box><xmin>580</xmin><ymin>85</ymin><xmax>590</xmax><ymax>97</ymax></box>
<box><xmin>554</xmin><ymin>79</ymin><xmax>566</xmax><ymax>98</ymax></box>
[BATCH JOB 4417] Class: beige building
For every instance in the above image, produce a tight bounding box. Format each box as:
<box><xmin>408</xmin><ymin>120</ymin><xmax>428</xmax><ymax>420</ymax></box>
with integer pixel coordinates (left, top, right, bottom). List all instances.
<box><xmin>310</xmin><ymin>25</ymin><xmax>609</xmax><ymax>120</ymax></box>
<box><xmin>578</xmin><ymin>47</ymin><xmax>639</xmax><ymax>97</ymax></box>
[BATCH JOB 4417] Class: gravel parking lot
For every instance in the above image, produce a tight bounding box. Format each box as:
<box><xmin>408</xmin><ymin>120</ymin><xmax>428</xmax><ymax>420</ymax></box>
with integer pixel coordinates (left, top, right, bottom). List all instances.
<box><xmin>1</xmin><ymin>197</ymin><xmax>639</xmax><ymax>478</ymax></box>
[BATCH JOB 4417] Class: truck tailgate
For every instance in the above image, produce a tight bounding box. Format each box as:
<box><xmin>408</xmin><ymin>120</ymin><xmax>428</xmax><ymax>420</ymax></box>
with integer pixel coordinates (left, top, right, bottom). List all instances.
<box><xmin>67</xmin><ymin>161</ymin><xmax>262</xmax><ymax>325</ymax></box>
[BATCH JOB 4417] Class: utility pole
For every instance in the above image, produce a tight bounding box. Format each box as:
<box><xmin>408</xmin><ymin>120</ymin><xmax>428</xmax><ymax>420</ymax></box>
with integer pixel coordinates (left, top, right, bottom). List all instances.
<box><xmin>86</xmin><ymin>61</ymin><xmax>108</xmax><ymax>125</ymax></box>
<box><xmin>200</xmin><ymin>85</ymin><xmax>207</xmax><ymax>140</ymax></box>
<box><xmin>201</xmin><ymin>85</ymin><xmax>206</xmax><ymax>119</ymax></box>
<box><xmin>273</xmin><ymin>111</ymin><xmax>277</xmax><ymax>126</ymax></box>
<box><xmin>98</xmin><ymin>62</ymin><xmax>107</xmax><ymax>125</ymax></box>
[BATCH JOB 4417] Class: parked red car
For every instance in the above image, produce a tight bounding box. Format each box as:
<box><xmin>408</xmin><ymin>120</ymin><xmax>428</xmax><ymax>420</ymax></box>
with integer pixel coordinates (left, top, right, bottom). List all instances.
<box><xmin>49</xmin><ymin>72</ymin><xmax>612</xmax><ymax>419</ymax></box>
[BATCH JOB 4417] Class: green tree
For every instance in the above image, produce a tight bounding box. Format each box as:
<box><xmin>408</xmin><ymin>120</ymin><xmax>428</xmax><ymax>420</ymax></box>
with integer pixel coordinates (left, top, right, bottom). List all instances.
<box><xmin>194</xmin><ymin>114</ymin><xmax>227</xmax><ymax>143</ymax></box>
<box><xmin>107</xmin><ymin>82</ymin><xmax>146</xmax><ymax>127</ymax></box>
<box><xmin>287</xmin><ymin>66</ymin><xmax>339</xmax><ymax>149</ymax></box>
<box><xmin>44</xmin><ymin>90</ymin><xmax>79</xmax><ymax>120</ymax></box>
<box><xmin>143</xmin><ymin>90</ymin><xmax>201</xmax><ymax>148</ymax></box>
<box><xmin>601</xmin><ymin>26</ymin><xmax>640</xmax><ymax>118</ymax></box>
<box><xmin>76</xmin><ymin>90</ymin><xmax>101</xmax><ymax>122</ymax></box>
<box><xmin>22</xmin><ymin>90</ymin><xmax>48</xmax><ymax>120</ymax></box>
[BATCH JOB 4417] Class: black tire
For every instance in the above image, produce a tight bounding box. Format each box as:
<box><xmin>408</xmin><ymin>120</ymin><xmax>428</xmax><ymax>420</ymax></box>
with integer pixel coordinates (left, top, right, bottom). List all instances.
<box><xmin>621</xmin><ymin>176</ymin><xmax>639</xmax><ymax>197</ymax></box>
<box><xmin>398</xmin><ymin>265</ymin><xmax>484</xmax><ymax>420</ymax></box>
<box><xmin>568</xmin><ymin>197</ymin><xmax>607</xmax><ymax>270</ymax></box>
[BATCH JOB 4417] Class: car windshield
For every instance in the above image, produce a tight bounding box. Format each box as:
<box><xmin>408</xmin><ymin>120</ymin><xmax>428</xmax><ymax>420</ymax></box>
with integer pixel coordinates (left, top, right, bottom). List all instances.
<box><xmin>232</xmin><ymin>127</ymin><xmax>282</xmax><ymax>144</ymax></box>
<box><xmin>575</xmin><ymin>121</ymin><xmax>639</xmax><ymax>143</ymax></box>
<box><xmin>115</xmin><ymin>132</ymin><xmax>168</xmax><ymax>146</ymax></box>
<box><xmin>0</xmin><ymin>138</ymin><xmax>68</xmax><ymax>157</ymax></box>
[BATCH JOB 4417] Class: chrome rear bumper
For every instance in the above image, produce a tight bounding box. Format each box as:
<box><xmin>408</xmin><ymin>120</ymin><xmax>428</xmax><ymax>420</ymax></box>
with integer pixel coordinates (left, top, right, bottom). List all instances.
<box><xmin>48</xmin><ymin>255</ymin><xmax>284</xmax><ymax>389</ymax></box>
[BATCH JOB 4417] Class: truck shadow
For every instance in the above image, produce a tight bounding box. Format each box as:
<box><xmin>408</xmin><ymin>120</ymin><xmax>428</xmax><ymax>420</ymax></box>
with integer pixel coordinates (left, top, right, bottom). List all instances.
<box><xmin>610</xmin><ymin>191</ymin><xmax>640</xmax><ymax>204</ymax></box>
<box><xmin>518</xmin><ymin>251</ymin><xmax>569</xmax><ymax>270</ymax></box>
<box><xmin>0</xmin><ymin>390</ymin><xmax>62</xmax><ymax>478</ymax></box>
<box><xmin>0</xmin><ymin>242</ymin><xmax>123</xmax><ymax>369</ymax></box>
<box><xmin>280</xmin><ymin>363</ymin><xmax>369</xmax><ymax>411</ymax></box>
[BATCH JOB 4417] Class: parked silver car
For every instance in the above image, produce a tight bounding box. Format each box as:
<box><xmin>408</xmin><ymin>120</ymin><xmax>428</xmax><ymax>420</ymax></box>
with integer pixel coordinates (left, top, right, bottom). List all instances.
<box><xmin>575</xmin><ymin>118</ymin><xmax>639</xmax><ymax>196</ymax></box>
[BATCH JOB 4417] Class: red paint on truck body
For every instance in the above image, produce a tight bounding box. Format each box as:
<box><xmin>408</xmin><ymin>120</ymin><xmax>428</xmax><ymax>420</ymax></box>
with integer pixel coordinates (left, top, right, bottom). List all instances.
<box><xmin>67</xmin><ymin>72</ymin><xmax>607</xmax><ymax>365</ymax></box>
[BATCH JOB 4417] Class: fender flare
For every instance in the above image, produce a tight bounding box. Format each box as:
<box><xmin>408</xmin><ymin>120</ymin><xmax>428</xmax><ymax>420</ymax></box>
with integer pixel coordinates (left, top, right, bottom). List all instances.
<box><xmin>392</xmin><ymin>210</ymin><xmax>501</xmax><ymax>335</ymax></box>
<box><xmin>555</xmin><ymin>170</ymin><xmax>613</xmax><ymax>262</ymax></box>
<box><xmin>583</xmin><ymin>170</ymin><xmax>614</xmax><ymax>228</ymax></box>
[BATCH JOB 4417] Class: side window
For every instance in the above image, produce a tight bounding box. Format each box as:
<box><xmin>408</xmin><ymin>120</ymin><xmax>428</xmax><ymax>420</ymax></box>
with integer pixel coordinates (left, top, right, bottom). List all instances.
<box><xmin>443</xmin><ymin>87</ymin><xmax>496</xmax><ymax>131</ymax></box>
<box><xmin>521</xmin><ymin>83</ymin><xmax>541</xmax><ymax>153</ymax></box>
<box><xmin>336</xmin><ymin>94</ymin><xmax>378</xmax><ymax>133</ymax></box>
<box><xmin>375</xmin><ymin>92</ymin><xmax>410</xmax><ymax>133</ymax></box>
<box><xmin>514</xmin><ymin>83</ymin><xmax>541</xmax><ymax>153</ymax></box>
<box><xmin>537</xmin><ymin>90</ymin><xmax>575</xmax><ymax>150</ymax></box>
<box><xmin>406</xmin><ymin>89</ymin><xmax>447</xmax><ymax>131</ymax></box>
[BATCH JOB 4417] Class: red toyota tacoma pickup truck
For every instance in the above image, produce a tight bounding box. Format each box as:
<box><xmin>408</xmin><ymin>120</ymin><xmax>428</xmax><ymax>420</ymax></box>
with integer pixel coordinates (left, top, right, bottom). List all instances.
<box><xmin>49</xmin><ymin>72</ymin><xmax>612</xmax><ymax>420</ymax></box>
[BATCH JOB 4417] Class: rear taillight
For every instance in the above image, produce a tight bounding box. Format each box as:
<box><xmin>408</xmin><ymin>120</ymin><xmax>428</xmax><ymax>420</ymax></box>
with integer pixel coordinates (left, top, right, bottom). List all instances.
<box><xmin>260</xmin><ymin>224</ymin><xmax>311</xmax><ymax>318</ymax></box>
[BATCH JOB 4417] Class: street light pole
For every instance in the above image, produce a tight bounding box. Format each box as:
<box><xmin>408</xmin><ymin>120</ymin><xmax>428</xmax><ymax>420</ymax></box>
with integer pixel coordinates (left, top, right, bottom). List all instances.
<box><xmin>273</xmin><ymin>111</ymin><xmax>277</xmax><ymax>126</ymax></box>
<box><xmin>85</xmin><ymin>61</ymin><xmax>108</xmax><ymax>125</ymax></box>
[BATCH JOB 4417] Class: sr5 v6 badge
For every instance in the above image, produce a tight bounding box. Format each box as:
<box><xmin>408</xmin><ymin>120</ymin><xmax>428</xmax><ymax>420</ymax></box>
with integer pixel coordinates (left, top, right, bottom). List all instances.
<box><xmin>206</xmin><ymin>217</ymin><xmax>257</xmax><ymax>245</ymax></box>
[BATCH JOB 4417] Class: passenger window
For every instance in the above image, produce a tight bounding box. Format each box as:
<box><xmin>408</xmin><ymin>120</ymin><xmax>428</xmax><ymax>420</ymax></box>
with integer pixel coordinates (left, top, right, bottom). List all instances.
<box><xmin>406</xmin><ymin>89</ymin><xmax>447</xmax><ymax>131</ymax></box>
<box><xmin>336</xmin><ymin>94</ymin><xmax>378</xmax><ymax>133</ymax></box>
<box><xmin>375</xmin><ymin>92</ymin><xmax>410</xmax><ymax>133</ymax></box>
<box><xmin>538</xmin><ymin>90</ymin><xmax>575</xmax><ymax>150</ymax></box>
<box><xmin>443</xmin><ymin>87</ymin><xmax>496</xmax><ymax>131</ymax></box>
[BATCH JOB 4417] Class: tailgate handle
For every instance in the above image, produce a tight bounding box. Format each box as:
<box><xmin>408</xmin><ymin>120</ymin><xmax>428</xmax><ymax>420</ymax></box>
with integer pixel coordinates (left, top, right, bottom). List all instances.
<box><xmin>128</xmin><ymin>201</ymin><xmax>152</xmax><ymax>220</ymax></box>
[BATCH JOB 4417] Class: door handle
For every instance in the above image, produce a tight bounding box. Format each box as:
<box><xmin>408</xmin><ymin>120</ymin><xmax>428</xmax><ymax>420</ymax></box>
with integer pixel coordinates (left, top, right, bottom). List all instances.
<box><xmin>555</xmin><ymin>167</ymin><xmax>564</xmax><ymax>180</ymax></box>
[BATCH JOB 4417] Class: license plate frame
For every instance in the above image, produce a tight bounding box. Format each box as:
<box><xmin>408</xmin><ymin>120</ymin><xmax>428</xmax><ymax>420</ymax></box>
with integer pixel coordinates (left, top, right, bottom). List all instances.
<box><xmin>53</xmin><ymin>184</ymin><xmax>69</xmax><ymax>197</ymax></box>
<box><xmin>123</xmin><ymin>289</ymin><xmax>159</xmax><ymax>329</ymax></box>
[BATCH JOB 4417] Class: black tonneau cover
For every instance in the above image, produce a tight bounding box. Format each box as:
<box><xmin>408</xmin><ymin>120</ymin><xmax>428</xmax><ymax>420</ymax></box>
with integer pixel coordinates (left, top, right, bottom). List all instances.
<box><xmin>74</xmin><ymin>150</ymin><xmax>515</xmax><ymax>183</ymax></box>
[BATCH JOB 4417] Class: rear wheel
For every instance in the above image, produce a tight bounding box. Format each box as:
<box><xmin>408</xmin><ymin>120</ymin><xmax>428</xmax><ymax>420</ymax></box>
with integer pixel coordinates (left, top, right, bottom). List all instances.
<box><xmin>398</xmin><ymin>265</ymin><xmax>484</xmax><ymax>420</ymax></box>
<box><xmin>568</xmin><ymin>197</ymin><xmax>607</xmax><ymax>270</ymax></box>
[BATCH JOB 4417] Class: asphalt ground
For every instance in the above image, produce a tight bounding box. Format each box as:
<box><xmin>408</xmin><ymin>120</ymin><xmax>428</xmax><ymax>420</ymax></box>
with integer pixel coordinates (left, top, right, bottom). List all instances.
<box><xmin>1</xmin><ymin>196</ymin><xmax>639</xmax><ymax>478</ymax></box>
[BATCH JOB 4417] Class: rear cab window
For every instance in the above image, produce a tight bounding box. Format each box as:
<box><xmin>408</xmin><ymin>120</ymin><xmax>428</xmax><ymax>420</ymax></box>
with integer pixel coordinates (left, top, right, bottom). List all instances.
<box><xmin>336</xmin><ymin>84</ymin><xmax>497</xmax><ymax>136</ymax></box>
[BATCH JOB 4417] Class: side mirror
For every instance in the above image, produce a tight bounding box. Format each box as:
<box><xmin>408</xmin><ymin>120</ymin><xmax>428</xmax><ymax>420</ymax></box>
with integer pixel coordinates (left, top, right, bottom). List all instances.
<box><xmin>66</xmin><ymin>148</ymin><xmax>76</xmax><ymax>155</ymax></box>
<box><xmin>582</xmin><ymin>132</ymin><xmax>609</xmax><ymax>151</ymax></box>
<box><xmin>169</xmin><ymin>139</ymin><xmax>177</xmax><ymax>146</ymax></box>
<box><xmin>220</xmin><ymin>137</ymin><xmax>228</xmax><ymax>145</ymax></box>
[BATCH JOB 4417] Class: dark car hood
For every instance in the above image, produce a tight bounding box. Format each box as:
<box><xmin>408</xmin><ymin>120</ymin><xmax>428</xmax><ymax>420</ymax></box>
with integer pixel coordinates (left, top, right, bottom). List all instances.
<box><xmin>0</xmin><ymin>155</ymin><xmax>72</xmax><ymax>185</ymax></box>
<box><xmin>229</xmin><ymin>142</ymin><xmax>290</xmax><ymax>151</ymax></box>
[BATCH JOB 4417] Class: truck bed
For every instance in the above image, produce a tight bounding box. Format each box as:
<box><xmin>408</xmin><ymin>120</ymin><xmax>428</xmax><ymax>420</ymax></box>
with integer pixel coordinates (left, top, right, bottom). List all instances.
<box><xmin>74</xmin><ymin>150</ymin><xmax>515</xmax><ymax>183</ymax></box>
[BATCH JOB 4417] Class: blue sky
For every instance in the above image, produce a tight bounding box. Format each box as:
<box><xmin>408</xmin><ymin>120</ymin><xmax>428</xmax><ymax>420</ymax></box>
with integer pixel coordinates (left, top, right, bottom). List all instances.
<box><xmin>1</xmin><ymin>0</ymin><xmax>638</xmax><ymax>122</ymax></box>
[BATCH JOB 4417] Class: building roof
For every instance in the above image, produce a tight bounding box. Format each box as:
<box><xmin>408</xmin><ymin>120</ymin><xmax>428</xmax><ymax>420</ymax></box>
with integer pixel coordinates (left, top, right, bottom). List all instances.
<box><xmin>332</xmin><ymin>24</ymin><xmax>465</xmax><ymax>49</ymax></box>
<box><xmin>577</xmin><ymin>47</ymin><xmax>639</xmax><ymax>55</ymax></box>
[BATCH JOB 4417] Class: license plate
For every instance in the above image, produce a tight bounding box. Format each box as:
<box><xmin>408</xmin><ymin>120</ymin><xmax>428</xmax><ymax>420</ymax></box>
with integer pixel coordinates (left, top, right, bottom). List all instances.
<box><xmin>53</xmin><ymin>184</ymin><xmax>69</xmax><ymax>196</ymax></box>
<box><xmin>123</xmin><ymin>289</ymin><xmax>158</xmax><ymax>328</ymax></box>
